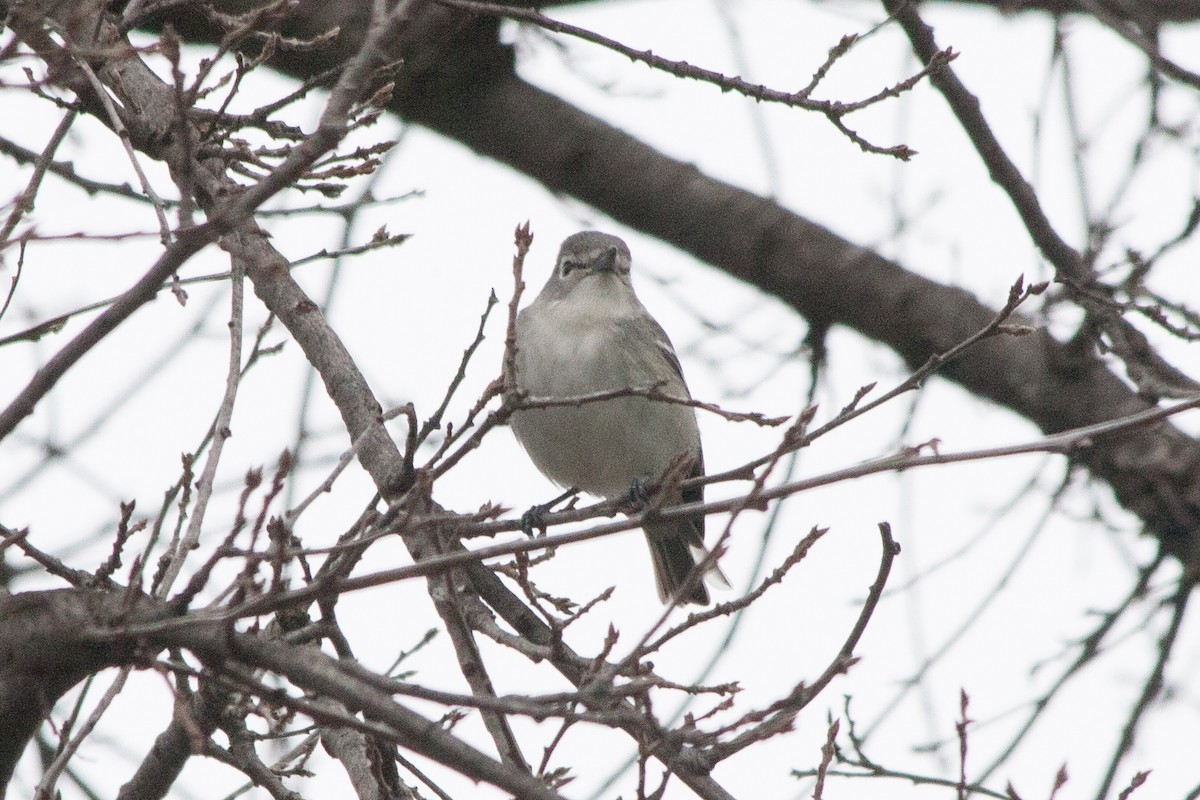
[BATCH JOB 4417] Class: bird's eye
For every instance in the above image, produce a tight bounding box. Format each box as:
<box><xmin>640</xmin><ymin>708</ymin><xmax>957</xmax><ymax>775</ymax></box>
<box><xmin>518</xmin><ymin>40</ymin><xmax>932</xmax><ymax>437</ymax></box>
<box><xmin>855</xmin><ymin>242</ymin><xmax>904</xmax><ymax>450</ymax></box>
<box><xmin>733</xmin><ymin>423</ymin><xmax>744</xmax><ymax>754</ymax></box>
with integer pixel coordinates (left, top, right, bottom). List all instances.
<box><xmin>560</xmin><ymin>258</ymin><xmax>580</xmax><ymax>276</ymax></box>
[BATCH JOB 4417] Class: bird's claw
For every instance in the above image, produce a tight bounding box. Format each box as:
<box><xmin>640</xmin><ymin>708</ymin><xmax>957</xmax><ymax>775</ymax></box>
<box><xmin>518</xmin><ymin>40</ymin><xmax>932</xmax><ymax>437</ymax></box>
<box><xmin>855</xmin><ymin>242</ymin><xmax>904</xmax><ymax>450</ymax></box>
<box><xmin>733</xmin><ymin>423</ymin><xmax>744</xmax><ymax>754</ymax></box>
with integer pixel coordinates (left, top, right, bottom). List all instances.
<box><xmin>520</xmin><ymin>488</ymin><xmax>578</xmax><ymax>536</ymax></box>
<box><xmin>520</xmin><ymin>504</ymin><xmax>549</xmax><ymax>536</ymax></box>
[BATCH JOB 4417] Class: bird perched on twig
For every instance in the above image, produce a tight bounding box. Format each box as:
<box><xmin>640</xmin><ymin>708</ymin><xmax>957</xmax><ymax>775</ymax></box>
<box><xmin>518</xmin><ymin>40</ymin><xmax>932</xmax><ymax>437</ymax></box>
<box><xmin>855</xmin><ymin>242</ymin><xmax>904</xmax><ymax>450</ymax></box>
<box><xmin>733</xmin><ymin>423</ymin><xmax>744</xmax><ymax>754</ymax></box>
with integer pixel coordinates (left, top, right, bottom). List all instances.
<box><xmin>509</xmin><ymin>231</ymin><xmax>725</xmax><ymax>605</ymax></box>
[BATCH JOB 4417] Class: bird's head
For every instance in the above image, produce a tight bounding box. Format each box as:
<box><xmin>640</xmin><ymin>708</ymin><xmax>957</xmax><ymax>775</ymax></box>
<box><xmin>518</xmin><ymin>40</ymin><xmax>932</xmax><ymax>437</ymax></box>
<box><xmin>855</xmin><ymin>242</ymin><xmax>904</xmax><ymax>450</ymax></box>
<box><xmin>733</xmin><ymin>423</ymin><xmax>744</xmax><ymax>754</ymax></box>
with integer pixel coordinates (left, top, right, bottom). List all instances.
<box><xmin>555</xmin><ymin>231</ymin><xmax>632</xmax><ymax>283</ymax></box>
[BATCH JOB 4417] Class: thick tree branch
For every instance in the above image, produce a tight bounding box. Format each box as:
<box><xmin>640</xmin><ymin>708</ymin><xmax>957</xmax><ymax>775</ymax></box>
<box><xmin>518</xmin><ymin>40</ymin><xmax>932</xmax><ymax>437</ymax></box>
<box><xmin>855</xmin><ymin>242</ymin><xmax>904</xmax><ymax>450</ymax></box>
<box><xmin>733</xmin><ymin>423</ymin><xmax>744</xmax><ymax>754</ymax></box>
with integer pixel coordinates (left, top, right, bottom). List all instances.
<box><xmin>381</xmin><ymin>14</ymin><xmax>1200</xmax><ymax>571</ymax></box>
<box><xmin>136</xmin><ymin>0</ymin><xmax>1200</xmax><ymax>570</ymax></box>
<box><xmin>922</xmin><ymin>0</ymin><xmax>1200</xmax><ymax>23</ymax></box>
<box><xmin>77</xmin><ymin>0</ymin><xmax>1200</xmax><ymax>569</ymax></box>
<box><xmin>0</xmin><ymin>5</ymin><xmax>745</xmax><ymax>796</ymax></box>
<box><xmin>0</xmin><ymin>590</ymin><xmax>164</xmax><ymax>788</ymax></box>
<box><xmin>0</xmin><ymin>589</ymin><xmax>569</xmax><ymax>800</ymax></box>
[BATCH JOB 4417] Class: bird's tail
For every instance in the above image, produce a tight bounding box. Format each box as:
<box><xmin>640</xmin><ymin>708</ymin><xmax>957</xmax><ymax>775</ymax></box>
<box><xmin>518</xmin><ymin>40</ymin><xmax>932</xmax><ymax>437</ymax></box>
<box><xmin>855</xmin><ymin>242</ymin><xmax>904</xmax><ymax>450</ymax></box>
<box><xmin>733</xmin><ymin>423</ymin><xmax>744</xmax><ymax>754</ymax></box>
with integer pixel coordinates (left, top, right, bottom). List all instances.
<box><xmin>644</xmin><ymin>519</ymin><xmax>726</xmax><ymax>605</ymax></box>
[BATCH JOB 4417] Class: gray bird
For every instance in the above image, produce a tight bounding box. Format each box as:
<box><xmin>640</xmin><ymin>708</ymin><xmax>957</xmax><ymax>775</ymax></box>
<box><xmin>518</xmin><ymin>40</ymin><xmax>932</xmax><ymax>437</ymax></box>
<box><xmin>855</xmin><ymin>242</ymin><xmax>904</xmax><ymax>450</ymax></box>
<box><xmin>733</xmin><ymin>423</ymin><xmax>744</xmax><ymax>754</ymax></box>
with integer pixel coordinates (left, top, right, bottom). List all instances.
<box><xmin>509</xmin><ymin>231</ymin><xmax>722</xmax><ymax>605</ymax></box>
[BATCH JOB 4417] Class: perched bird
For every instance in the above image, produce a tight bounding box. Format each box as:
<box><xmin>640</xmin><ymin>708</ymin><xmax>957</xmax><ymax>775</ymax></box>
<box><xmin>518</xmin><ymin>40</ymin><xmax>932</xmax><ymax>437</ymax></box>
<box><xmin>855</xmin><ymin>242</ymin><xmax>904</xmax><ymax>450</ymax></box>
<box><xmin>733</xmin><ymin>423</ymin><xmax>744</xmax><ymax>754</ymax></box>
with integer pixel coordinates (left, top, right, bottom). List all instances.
<box><xmin>509</xmin><ymin>231</ymin><xmax>722</xmax><ymax>604</ymax></box>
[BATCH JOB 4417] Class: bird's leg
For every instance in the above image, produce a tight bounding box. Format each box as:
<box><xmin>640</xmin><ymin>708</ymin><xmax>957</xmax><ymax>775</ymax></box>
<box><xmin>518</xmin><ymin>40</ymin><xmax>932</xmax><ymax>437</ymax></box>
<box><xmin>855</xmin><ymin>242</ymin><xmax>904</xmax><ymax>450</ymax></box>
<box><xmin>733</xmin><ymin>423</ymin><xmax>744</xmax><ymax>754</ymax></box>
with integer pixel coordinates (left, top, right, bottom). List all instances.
<box><xmin>627</xmin><ymin>475</ymin><xmax>653</xmax><ymax>506</ymax></box>
<box><xmin>520</xmin><ymin>487</ymin><xmax>578</xmax><ymax>536</ymax></box>
<box><xmin>627</xmin><ymin>458</ymin><xmax>687</xmax><ymax>514</ymax></box>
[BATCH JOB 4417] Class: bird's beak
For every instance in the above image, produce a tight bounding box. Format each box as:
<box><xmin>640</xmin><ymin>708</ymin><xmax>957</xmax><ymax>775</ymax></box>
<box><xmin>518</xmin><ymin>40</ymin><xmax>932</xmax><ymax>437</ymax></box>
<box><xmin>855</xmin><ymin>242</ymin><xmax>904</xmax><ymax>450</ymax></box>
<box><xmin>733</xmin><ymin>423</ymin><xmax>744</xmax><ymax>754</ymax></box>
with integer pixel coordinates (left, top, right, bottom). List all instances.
<box><xmin>592</xmin><ymin>246</ymin><xmax>619</xmax><ymax>273</ymax></box>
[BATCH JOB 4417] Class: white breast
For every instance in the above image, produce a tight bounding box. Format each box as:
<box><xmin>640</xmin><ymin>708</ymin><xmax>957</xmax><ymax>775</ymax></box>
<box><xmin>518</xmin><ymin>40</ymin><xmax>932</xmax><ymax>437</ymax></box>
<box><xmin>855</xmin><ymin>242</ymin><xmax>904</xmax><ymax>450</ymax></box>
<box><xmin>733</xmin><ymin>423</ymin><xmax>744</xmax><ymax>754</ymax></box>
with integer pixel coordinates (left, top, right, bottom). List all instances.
<box><xmin>510</xmin><ymin>285</ymin><xmax>700</xmax><ymax>499</ymax></box>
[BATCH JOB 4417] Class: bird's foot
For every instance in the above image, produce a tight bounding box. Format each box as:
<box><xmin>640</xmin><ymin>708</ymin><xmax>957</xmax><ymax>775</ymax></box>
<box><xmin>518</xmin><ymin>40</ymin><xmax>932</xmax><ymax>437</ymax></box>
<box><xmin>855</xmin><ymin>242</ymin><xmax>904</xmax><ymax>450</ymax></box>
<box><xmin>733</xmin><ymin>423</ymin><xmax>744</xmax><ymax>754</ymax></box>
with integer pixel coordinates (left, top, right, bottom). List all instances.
<box><xmin>519</xmin><ymin>505</ymin><xmax>548</xmax><ymax>536</ymax></box>
<box><xmin>520</xmin><ymin>488</ymin><xmax>578</xmax><ymax>536</ymax></box>
<box><xmin>627</xmin><ymin>475</ymin><xmax>652</xmax><ymax>507</ymax></box>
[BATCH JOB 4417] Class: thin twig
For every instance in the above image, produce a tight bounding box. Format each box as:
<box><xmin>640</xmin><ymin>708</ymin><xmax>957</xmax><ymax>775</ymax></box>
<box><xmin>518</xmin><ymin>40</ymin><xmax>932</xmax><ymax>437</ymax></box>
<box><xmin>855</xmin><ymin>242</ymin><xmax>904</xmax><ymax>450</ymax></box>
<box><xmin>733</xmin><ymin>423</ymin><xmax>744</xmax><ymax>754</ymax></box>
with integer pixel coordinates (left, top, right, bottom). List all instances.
<box><xmin>73</xmin><ymin>61</ymin><xmax>173</xmax><ymax>244</ymax></box>
<box><xmin>707</xmin><ymin>522</ymin><xmax>900</xmax><ymax>762</ymax></box>
<box><xmin>0</xmin><ymin>109</ymin><xmax>78</xmax><ymax>248</ymax></box>
<box><xmin>435</xmin><ymin>0</ymin><xmax>951</xmax><ymax>158</ymax></box>
<box><xmin>880</xmin><ymin>0</ymin><xmax>1199</xmax><ymax>397</ymax></box>
<box><xmin>812</xmin><ymin>717</ymin><xmax>839</xmax><ymax>800</ymax></box>
<box><xmin>1093</xmin><ymin>584</ymin><xmax>1187</xmax><ymax>800</ymax></box>
<box><xmin>102</xmin><ymin>389</ymin><xmax>1200</xmax><ymax>631</ymax></box>
<box><xmin>517</xmin><ymin>382</ymin><xmax>789</xmax><ymax>426</ymax></box>
<box><xmin>154</xmin><ymin>256</ymin><xmax>245</xmax><ymax>597</ymax></box>
<box><xmin>33</xmin><ymin>668</ymin><xmax>133</xmax><ymax>800</ymax></box>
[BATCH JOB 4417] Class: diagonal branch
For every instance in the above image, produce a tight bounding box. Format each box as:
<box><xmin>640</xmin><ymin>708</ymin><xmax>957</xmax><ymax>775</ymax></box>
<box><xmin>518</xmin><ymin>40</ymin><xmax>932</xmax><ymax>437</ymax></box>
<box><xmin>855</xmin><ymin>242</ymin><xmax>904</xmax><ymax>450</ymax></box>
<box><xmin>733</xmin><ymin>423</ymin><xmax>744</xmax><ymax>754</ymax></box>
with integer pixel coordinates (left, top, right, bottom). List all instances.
<box><xmin>880</xmin><ymin>0</ymin><xmax>1200</xmax><ymax>401</ymax></box>
<box><xmin>107</xmin><ymin>0</ymin><xmax>1200</xmax><ymax>576</ymax></box>
<box><xmin>0</xmin><ymin>588</ymin><xmax>569</xmax><ymax>800</ymax></box>
<box><xmin>1</xmin><ymin>4</ymin><xmax>744</xmax><ymax>796</ymax></box>
<box><xmin>385</xmin><ymin>11</ymin><xmax>1200</xmax><ymax>572</ymax></box>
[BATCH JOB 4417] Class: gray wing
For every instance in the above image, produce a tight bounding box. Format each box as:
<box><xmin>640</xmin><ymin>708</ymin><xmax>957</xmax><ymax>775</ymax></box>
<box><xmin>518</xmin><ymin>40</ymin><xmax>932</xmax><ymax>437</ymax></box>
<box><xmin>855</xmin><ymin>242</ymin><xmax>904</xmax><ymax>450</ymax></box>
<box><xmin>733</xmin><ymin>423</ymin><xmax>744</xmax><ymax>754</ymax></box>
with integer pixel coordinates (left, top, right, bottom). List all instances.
<box><xmin>646</xmin><ymin>315</ymin><xmax>688</xmax><ymax>388</ymax></box>
<box><xmin>619</xmin><ymin>311</ymin><xmax>705</xmax><ymax>527</ymax></box>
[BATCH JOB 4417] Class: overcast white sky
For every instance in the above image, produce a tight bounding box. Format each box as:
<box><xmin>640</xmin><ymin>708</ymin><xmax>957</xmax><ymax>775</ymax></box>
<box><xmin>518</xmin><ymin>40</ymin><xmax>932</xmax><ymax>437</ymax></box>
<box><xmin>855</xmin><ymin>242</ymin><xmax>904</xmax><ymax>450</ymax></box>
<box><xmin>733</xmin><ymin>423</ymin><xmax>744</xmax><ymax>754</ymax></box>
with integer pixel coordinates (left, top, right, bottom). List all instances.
<box><xmin>2</xmin><ymin>1</ymin><xmax>1199</xmax><ymax>798</ymax></box>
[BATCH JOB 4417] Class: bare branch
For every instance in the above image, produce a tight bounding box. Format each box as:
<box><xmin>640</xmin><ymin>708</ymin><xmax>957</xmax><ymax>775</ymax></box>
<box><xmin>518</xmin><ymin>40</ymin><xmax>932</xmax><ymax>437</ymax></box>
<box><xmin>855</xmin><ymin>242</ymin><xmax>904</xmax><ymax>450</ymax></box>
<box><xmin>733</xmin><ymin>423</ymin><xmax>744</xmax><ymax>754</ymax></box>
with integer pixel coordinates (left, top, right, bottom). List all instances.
<box><xmin>435</xmin><ymin>0</ymin><xmax>951</xmax><ymax>158</ymax></box>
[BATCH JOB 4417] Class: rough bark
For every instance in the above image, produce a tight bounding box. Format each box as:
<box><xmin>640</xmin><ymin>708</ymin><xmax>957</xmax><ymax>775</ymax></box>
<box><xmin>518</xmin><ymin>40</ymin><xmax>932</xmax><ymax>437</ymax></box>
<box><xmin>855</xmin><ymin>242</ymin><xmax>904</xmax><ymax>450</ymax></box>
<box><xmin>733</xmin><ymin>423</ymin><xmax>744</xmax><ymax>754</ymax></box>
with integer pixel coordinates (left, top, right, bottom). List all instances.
<box><xmin>0</xmin><ymin>589</ymin><xmax>164</xmax><ymax>788</ymax></box>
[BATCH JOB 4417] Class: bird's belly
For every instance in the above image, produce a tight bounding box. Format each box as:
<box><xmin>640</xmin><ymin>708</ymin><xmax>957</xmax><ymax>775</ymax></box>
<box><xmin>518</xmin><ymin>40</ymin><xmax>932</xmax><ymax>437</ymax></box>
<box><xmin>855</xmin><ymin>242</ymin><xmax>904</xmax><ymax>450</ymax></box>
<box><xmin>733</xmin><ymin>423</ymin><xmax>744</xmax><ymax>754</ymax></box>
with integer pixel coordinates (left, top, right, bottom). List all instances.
<box><xmin>513</xmin><ymin>397</ymin><xmax>693</xmax><ymax>498</ymax></box>
<box><xmin>510</xmin><ymin>331</ymin><xmax>697</xmax><ymax>498</ymax></box>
